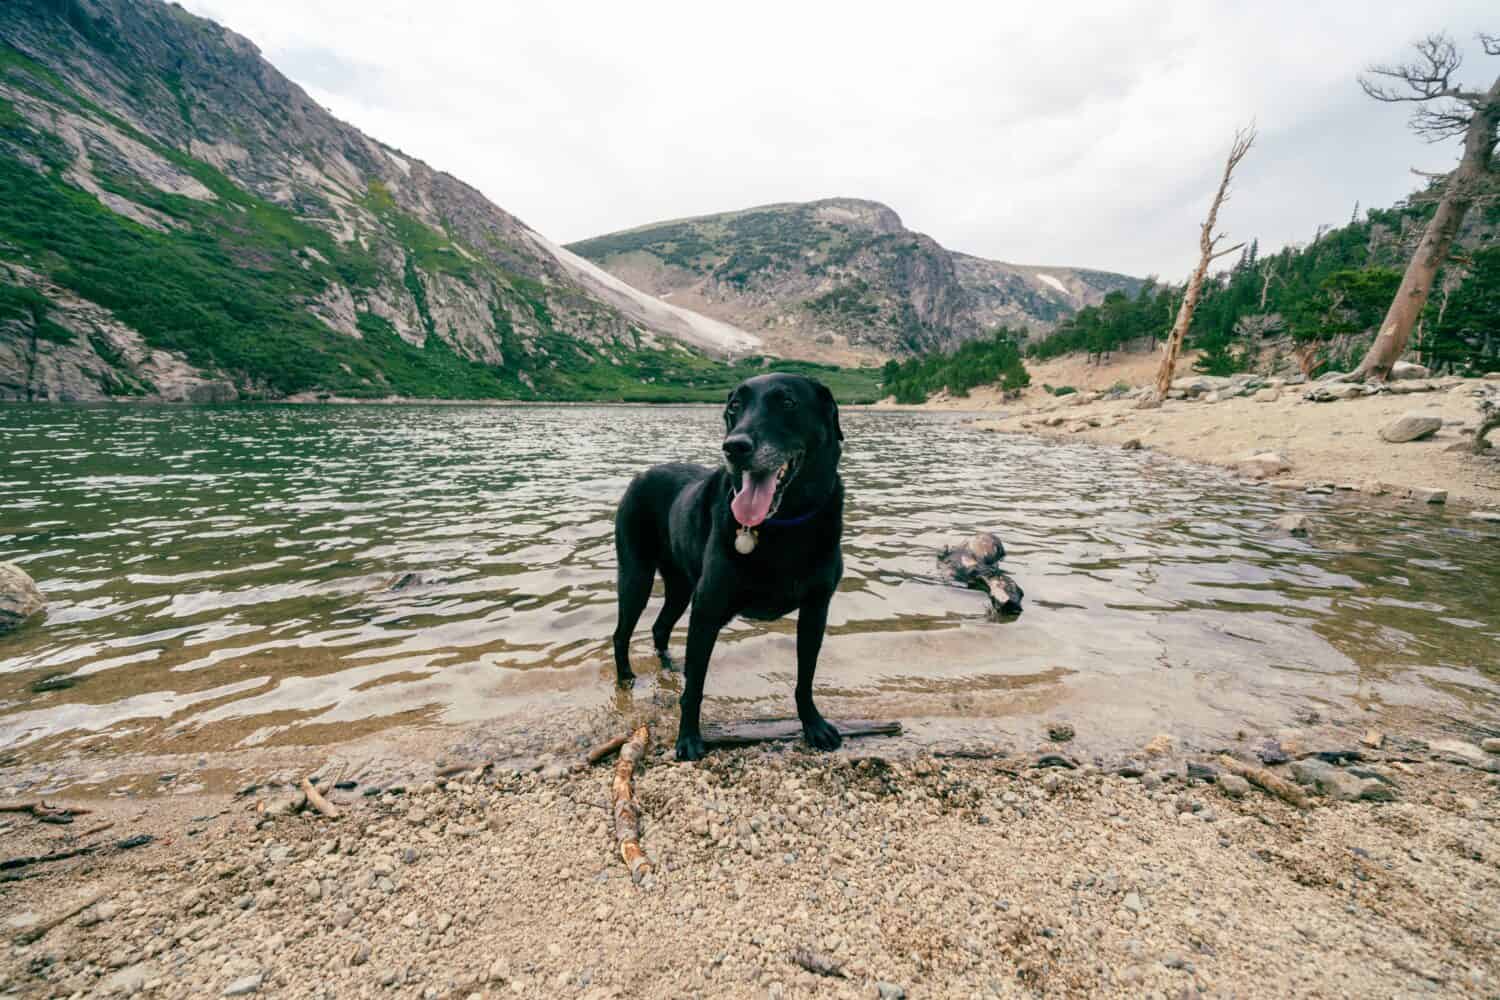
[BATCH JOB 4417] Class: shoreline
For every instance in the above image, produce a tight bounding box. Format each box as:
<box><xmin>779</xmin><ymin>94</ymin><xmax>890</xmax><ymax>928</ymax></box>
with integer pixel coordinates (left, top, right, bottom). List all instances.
<box><xmin>877</xmin><ymin>355</ymin><xmax>1500</xmax><ymax>509</ymax></box>
<box><xmin>2</xmin><ymin>720</ymin><xmax>1497</xmax><ymax>998</ymax></box>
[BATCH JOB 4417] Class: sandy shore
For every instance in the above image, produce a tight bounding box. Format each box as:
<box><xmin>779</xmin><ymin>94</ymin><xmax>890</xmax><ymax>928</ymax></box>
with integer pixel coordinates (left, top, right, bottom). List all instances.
<box><xmin>3</xmin><ymin>727</ymin><xmax>1498</xmax><ymax>999</ymax></box>
<box><xmin>883</xmin><ymin>353</ymin><xmax>1500</xmax><ymax>509</ymax></box>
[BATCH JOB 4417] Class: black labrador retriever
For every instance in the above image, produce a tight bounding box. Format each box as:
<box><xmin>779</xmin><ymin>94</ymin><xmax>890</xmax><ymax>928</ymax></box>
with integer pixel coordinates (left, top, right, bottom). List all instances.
<box><xmin>612</xmin><ymin>372</ymin><xmax>845</xmax><ymax>761</ymax></box>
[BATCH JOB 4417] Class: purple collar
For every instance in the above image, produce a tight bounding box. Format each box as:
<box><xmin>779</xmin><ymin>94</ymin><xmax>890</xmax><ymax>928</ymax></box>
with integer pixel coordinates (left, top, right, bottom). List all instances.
<box><xmin>745</xmin><ymin>494</ymin><xmax>827</xmax><ymax>529</ymax></box>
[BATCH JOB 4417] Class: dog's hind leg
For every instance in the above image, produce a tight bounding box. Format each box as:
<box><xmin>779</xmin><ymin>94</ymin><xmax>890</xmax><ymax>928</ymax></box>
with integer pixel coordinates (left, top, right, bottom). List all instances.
<box><xmin>613</xmin><ymin>502</ymin><xmax>657</xmax><ymax>686</ymax></box>
<box><xmin>613</xmin><ymin>559</ymin><xmax>654</xmax><ymax>686</ymax></box>
<box><xmin>650</xmin><ymin>567</ymin><xmax>691</xmax><ymax>669</ymax></box>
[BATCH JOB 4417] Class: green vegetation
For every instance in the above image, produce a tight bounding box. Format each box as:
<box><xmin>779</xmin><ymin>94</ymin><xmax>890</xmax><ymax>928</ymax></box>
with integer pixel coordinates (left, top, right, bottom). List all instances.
<box><xmin>805</xmin><ymin>279</ymin><xmax>879</xmax><ymax>320</ymax></box>
<box><xmin>1027</xmin><ymin>203</ymin><xmax>1500</xmax><ymax>375</ymax></box>
<box><xmin>0</xmin><ymin>42</ymin><xmax>890</xmax><ymax>404</ymax></box>
<box><xmin>880</xmin><ymin>329</ymin><xmax>1030</xmax><ymax>404</ymax></box>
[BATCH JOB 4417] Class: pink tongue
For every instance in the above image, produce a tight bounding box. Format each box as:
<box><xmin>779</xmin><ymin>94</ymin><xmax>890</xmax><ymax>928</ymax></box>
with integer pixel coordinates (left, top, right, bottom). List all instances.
<box><xmin>731</xmin><ymin>470</ymin><xmax>777</xmax><ymax>527</ymax></box>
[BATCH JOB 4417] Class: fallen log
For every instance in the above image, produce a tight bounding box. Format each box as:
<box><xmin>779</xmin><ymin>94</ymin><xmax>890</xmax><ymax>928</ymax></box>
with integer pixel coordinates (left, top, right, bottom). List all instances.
<box><xmin>1217</xmin><ymin>754</ymin><xmax>1311</xmax><ymax>810</ymax></box>
<box><xmin>585</xmin><ymin>733</ymin><xmax>630</xmax><ymax>766</ymax></box>
<box><xmin>299</xmin><ymin>777</ymin><xmax>341</xmax><ymax>819</ymax></box>
<box><xmin>700</xmin><ymin>718</ymin><xmax>901</xmax><ymax>748</ymax></box>
<box><xmin>611</xmin><ymin>725</ymin><xmax>652</xmax><ymax>883</ymax></box>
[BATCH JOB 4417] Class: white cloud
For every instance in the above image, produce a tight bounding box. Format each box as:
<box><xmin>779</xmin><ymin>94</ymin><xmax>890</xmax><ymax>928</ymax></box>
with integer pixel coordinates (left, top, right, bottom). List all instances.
<box><xmin>183</xmin><ymin>0</ymin><xmax>1496</xmax><ymax>279</ymax></box>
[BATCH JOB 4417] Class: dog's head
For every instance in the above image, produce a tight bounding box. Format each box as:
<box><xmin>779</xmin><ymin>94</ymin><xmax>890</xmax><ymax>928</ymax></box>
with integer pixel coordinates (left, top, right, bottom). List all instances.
<box><xmin>721</xmin><ymin>373</ymin><xmax>842</xmax><ymax>527</ymax></box>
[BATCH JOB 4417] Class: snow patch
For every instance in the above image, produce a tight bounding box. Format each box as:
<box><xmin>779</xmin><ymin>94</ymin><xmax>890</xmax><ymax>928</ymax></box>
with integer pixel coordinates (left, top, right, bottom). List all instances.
<box><xmin>1035</xmin><ymin>273</ymin><xmax>1069</xmax><ymax>295</ymax></box>
<box><xmin>529</xmin><ymin>233</ymin><xmax>761</xmax><ymax>356</ymax></box>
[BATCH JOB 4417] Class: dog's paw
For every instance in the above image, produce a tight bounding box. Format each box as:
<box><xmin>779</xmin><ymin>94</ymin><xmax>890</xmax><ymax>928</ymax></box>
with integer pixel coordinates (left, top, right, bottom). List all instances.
<box><xmin>674</xmin><ymin>730</ymin><xmax>706</xmax><ymax>762</ymax></box>
<box><xmin>655</xmin><ymin>648</ymin><xmax>679</xmax><ymax>672</ymax></box>
<box><xmin>615</xmin><ymin>670</ymin><xmax>636</xmax><ymax>690</ymax></box>
<box><xmin>802</xmin><ymin>716</ymin><xmax>842</xmax><ymax>752</ymax></box>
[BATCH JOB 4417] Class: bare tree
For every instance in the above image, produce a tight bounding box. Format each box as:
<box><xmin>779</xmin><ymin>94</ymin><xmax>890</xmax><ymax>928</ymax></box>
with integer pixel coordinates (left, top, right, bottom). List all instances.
<box><xmin>1352</xmin><ymin>32</ymin><xmax>1500</xmax><ymax>381</ymax></box>
<box><xmin>1144</xmin><ymin>125</ymin><xmax>1256</xmax><ymax>404</ymax></box>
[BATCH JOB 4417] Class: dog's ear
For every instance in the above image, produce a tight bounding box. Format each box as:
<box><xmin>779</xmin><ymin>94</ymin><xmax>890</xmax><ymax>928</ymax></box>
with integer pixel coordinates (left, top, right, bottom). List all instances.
<box><xmin>814</xmin><ymin>381</ymin><xmax>843</xmax><ymax>442</ymax></box>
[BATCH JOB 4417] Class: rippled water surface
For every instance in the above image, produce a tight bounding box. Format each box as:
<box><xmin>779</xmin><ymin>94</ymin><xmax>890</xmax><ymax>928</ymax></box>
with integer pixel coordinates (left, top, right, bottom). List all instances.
<box><xmin>2</xmin><ymin>404</ymin><xmax>1497</xmax><ymax>759</ymax></box>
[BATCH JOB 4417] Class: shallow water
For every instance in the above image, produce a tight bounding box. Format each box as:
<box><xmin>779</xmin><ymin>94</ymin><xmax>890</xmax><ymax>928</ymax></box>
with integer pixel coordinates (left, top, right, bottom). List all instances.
<box><xmin>1</xmin><ymin>404</ymin><xmax>1497</xmax><ymax>760</ymax></box>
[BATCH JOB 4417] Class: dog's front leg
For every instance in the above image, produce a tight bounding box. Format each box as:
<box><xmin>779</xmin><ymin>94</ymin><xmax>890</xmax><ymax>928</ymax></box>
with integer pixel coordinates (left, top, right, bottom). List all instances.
<box><xmin>796</xmin><ymin>587</ymin><xmax>842</xmax><ymax>751</ymax></box>
<box><xmin>676</xmin><ymin>580</ymin><xmax>732</xmax><ymax>762</ymax></box>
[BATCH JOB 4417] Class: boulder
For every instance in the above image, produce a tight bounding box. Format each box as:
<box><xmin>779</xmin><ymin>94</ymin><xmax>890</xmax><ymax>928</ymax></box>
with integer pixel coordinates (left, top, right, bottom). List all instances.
<box><xmin>1379</xmin><ymin>412</ymin><xmax>1442</xmax><ymax>443</ymax></box>
<box><xmin>1307</xmin><ymin>382</ymin><xmax>1365</xmax><ymax>402</ymax></box>
<box><xmin>1486</xmin><ymin>371</ymin><xmax>1500</xmax><ymax>381</ymax></box>
<box><xmin>1236</xmin><ymin>452</ymin><xmax>1292</xmax><ymax>479</ymax></box>
<box><xmin>1390</xmin><ymin>361</ymin><xmax>1431</xmax><ymax>380</ymax></box>
<box><xmin>0</xmin><ymin>562</ymin><xmax>45</xmax><ymax>633</ymax></box>
<box><xmin>1407</xmin><ymin>487</ymin><xmax>1447</xmax><ymax>504</ymax></box>
<box><xmin>1254</xmin><ymin>388</ymin><xmax>1281</xmax><ymax>402</ymax></box>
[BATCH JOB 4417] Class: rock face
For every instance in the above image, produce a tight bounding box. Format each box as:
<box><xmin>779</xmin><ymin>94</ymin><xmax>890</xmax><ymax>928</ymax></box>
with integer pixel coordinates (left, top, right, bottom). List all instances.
<box><xmin>567</xmin><ymin>199</ymin><xmax>1141</xmax><ymax>359</ymax></box>
<box><xmin>0</xmin><ymin>561</ymin><xmax>45</xmax><ymax>633</ymax></box>
<box><xmin>1380</xmin><ymin>412</ymin><xmax>1443</xmax><ymax>443</ymax></box>
<box><xmin>937</xmin><ymin>532</ymin><xmax>1024</xmax><ymax>616</ymax></box>
<box><xmin>0</xmin><ymin>0</ymin><xmax>757</xmax><ymax>403</ymax></box>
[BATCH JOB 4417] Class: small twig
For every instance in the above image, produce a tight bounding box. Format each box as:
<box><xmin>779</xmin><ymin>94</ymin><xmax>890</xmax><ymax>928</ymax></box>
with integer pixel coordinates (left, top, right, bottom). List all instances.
<box><xmin>299</xmin><ymin>777</ymin><xmax>341</xmax><ymax>820</ymax></box>
<box><xmin>435</xmin><ymin>760</ymin><xmax>488</xmax><ymax>778</ymax></box>
<box><xmin>14</xmin><ymin>890</ymin><xmax>110</xmax><ymax>945</ymax></box>
<box><xmin>0</xmin><ymin>843</ymin><xmax>101</xmax><ymax>871</ymax></box>
<box><xmin>0</xmin><ymin>801</ymin><xmax>92</xmax><ymax>822</ymax></box>
<box><xmin>790</xmin><ymin>948</ymin><xmax>847</xmax><ymax>978</ymax></box>
<box><xmin>586</xmin><ymin>734</ymin><xmax>629</xmax><ymax>766</ymax></box>
<box><xmin>76</xmin><ymin>820</ymin><xmax>115</xmax><ymax>839</ymax></box>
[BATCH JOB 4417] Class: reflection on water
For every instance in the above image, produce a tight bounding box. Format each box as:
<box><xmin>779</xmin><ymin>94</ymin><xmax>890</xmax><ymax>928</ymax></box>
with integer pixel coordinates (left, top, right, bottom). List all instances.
<box><xmin>1</xmin><ymin>404</ymin><xmax>1497</xmax><ymax>758</ymax></box>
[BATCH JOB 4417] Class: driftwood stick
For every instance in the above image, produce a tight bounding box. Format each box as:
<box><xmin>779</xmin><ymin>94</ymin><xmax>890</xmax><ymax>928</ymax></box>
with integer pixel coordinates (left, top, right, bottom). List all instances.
<box><xmin>299</xmin><ymin>777</ymin><xmax>341</xmax><ymax>819</ymax></box>
<box><xmin>434</xmin><ymin>761</ymin><xmax>487</xmax><ymax>778</ymax></box>
<box><xmin>1217</xmin><ymin>755</ymin><xmax>1311</xmax><ymax>810</ymax></box>
<box><xmin>611</xmin><ymin>725</ymin><xmax>652</xmax><ymax>883</ymax></box>
<box><xmin>0</xmin><ymin>801</ymin><xmax>92</xmax><ymax>821</ymax></box>
<box><xmin>586</xmin><ymin>733</ymin><xmax>630</xmax><ymax>766</ymax></box>
<box><xmin>77</xmin><ymin>820</ymin><xmax>115</xmax><ymax>840</ymax></box>
<box><xmin>700</xmin><ymin>718</ymin><xmax>901</xmax><ymax>748</ymax></box>
<box><xmin>0</xmin><ymin>843</ymin><xmax>101</xmax><ymax>872</ymax></box>
<box><xmin>14</xmin><ymin>889</ymin><xmax>110</xmax><ymax>945</ymax></box>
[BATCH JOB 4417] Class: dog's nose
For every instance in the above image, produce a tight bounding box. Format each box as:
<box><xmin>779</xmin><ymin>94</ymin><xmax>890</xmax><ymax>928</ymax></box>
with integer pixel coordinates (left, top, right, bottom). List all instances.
<box><xmin>722</xmin><ymin>435</ymin><xmax>753</xmax><ymax>461</ymax></box>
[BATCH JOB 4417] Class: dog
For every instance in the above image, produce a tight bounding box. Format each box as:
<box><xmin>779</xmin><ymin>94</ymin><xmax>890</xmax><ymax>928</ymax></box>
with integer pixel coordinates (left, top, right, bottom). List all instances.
<box><xmin>612</xmin><ymin>372</ymin><xmax>845</xmax><ymax>761</ymax></box>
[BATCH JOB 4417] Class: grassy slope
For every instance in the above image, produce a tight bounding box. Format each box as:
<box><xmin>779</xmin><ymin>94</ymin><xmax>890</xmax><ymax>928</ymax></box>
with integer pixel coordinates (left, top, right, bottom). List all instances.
<box><xmin>0</xmin><ymin>44</ymin><xmax>882</xmax><ymax>403</ymax></box>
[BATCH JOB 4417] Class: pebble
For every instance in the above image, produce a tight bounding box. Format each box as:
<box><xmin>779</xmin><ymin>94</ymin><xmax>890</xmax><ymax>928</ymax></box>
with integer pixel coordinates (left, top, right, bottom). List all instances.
<box><xmin>1218</xmin><ymin>774</ymin><xmax>1250</xmax><ymax>799</ymax></box>
<box><xmin>1481</xmin><ymin>738</ymin><xmax>1500</xmax><ymax>755</ymax></box>
<box><xmin>1122</xmin><ymin>891</ymin><xmax>1145</xmax><ymax>914</ymax></box>
<box><xmin>222</xmin><ymin>973</ymin><xmax>263</xmax><ymax>996</ymax></box>
<box><xmin>875</xmin><ymin>983</ymin><xmax>906</xmax><ymax>1000</ymax></box>
<box><xmin>1046</xmin><ymin>721</ymin><xmax>1075</xmax><ymax>742</ymax></box>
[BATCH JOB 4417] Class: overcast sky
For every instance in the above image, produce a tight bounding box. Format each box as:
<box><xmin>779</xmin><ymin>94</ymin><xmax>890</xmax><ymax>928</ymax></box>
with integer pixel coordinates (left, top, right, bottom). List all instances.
<box><xmin>182</xmin><ymin>0</ymin><xmax>1494</xmax><ymax>280</ymax></box>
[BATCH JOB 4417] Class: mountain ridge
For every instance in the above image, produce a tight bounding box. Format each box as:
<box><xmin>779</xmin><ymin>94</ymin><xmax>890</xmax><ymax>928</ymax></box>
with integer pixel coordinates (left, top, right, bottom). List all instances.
<box><xmin>0</xmin><ymin>0</ymin><xmax>768</xmax><ymax>403</ymax></box>
<box><xmin>568</xmin><ymin>197</ymin><xmax>1143</xmax><ymax>362</ymax></box>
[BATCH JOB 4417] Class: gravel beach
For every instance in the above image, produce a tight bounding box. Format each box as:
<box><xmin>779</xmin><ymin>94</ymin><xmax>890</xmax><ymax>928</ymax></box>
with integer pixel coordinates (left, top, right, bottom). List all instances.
<box><xmin>3</xmin><ymin>728</ymin><xmax>1498</xmax><ymax>999</ymax></box>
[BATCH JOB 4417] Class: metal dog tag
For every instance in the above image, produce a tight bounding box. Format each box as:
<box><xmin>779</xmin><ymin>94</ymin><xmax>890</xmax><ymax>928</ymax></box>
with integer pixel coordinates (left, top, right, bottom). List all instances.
<box><xmin>734</xmin><ymin>526</ymin><xmax>757</xmax><ymax>554</ymax></box>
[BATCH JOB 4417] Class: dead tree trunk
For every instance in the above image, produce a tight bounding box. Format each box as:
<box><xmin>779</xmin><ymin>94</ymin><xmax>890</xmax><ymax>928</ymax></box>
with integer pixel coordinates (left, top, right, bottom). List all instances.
<box><xmin>1353</xmin><ymin>35</ymin><xmax>1500</xmax><ymax>381</ymax></box>
<box><xmin>1145</xmin><ymin>127</ymin><xmax>1256</xmax><ymax>405</ymax></box>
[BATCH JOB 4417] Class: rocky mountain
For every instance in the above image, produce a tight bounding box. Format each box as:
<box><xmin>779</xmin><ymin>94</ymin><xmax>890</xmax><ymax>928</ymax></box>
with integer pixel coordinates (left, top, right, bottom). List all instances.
<box><xmin>567</xmin><ymin>199</ymin><xmax>1142</xmax><ymax>362</ymax></box>
<box><xmin>0</xmin><ymin>0</ymin><xmax>767</xmax><ymax>403</ymax></box>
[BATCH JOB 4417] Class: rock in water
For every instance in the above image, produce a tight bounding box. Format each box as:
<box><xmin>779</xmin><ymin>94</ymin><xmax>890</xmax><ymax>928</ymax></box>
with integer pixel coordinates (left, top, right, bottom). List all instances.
<box><xmin>937</xmin><ymin>533</ymin><xmax>1024</xmax><ymax>616</ymax></box>
<box><xmin>1379</xmin><ymin>412</ymin><xmax>1442</xmax><ymax>443</ymax></box>
<box><xmin>0</xmin><ymin>562</ymin><xmax>45</xmax><ymax>633</ymax></box>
